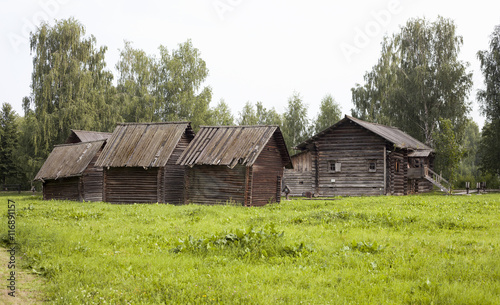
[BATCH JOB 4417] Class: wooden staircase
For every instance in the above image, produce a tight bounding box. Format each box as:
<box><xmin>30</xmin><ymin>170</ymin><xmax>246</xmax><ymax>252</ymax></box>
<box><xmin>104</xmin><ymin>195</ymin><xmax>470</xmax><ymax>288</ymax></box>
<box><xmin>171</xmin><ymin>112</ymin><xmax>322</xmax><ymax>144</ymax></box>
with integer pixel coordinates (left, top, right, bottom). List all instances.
<box><xmin>424</xmin><ymin>168</ymin><xmax>451</xmax><ymax>193</ymax></box>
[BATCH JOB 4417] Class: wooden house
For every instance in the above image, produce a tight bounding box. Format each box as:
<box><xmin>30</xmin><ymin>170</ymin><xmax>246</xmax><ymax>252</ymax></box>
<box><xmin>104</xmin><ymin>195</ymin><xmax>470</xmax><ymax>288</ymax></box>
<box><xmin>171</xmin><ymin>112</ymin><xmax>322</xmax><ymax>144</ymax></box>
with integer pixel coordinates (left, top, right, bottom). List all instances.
<box><xmin>177</xmin><ymin>125</ymin><xmax>292</xmax><ymax>206</ymax></box>
<box><xmin>34</xmin><ymin>140</ymin><xmax>107</xmax><ymax>201</ymax></box>
<box><xmin>95</xmin><ymin>122</ymin><xmax>194</xmax><ymax>204</ymax></box>
<box><xmin>284</xmin><ymin>115</ymin><xmax>439</xmax><ymax>197</ymax></box>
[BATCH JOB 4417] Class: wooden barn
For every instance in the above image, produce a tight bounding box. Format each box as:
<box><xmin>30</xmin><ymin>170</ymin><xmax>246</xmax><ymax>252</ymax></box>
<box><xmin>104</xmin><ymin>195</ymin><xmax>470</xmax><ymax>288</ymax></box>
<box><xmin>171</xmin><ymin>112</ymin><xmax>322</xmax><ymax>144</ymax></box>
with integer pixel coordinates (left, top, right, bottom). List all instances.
<box><xmin>95</xmin><ymin>122</ymin><xmax>194</xmax><ymax>204</ymax></box>
<box><xmin>34</xmin><ymin>140</ymin><xmax>107</xmax><ymax>201</ymax></box>
<box><xmin>283</xmin><ymin>115</ymin><xmax>442</xmax><ymax>197</ymax></box>
<box><xmin>177</xmin><ymin>125</ymin><xmax>292</xmax><ymax>206</ymax></box>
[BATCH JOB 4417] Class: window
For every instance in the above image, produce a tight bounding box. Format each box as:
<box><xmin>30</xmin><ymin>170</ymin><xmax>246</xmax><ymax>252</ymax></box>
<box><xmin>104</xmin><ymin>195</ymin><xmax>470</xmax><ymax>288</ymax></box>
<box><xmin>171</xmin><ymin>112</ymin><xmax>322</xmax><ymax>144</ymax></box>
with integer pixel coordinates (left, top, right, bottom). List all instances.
<box><xmin>395</xmin><ymin>160</ymin><xmax>400</xmax><ymax>173</ymax></box>
<box><xmin>329</xmin><ymin>161</ymin><xmax>341</xmax><ymax>172</ymax></box>
<box><xmin>369</xmin><ymin>161</ymin><xmax>377</xmax><ymax>172</ymax></box>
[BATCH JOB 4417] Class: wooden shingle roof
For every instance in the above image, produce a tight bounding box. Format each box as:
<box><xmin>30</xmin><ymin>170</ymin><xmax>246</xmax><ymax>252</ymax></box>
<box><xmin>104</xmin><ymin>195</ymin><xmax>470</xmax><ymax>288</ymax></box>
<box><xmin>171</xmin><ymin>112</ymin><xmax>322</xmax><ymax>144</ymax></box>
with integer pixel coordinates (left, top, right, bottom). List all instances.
<box><xmin>347</xmin><ymin>116</ymin><xmax>432</xmax><ymax>150</ymax></box>
<box><xmin>177</xmin><ymin>125</ymin><xmax>291</xmax><ymax>168</ymax></box>
<box><xmin>95</xmin><ymin>122</ymin><xmax>193</xmax><ymax>168</ymax></box>
<box><xmin>65</xmin><ymin>130</ymin><xmax>112</xmax><ymax>144</ymax></box>
<box><xmin>34</xmin><ymin>140</ymin><xmax>106</xmax><ymax>181</ymax></box>
<box><xmin>297</xmin><ymin>115</ymin><xmax>433</xmax><ymax>152</ymax></box>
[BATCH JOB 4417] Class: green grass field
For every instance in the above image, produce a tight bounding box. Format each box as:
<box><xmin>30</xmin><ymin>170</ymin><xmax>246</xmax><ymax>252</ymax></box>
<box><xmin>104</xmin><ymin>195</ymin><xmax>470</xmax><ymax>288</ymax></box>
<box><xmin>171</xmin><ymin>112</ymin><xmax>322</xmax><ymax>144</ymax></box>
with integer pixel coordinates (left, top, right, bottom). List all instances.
<box><xmin>1</xmin><ymin>193</ymin><xmax>499</xmax><ymax>304</ymax></box>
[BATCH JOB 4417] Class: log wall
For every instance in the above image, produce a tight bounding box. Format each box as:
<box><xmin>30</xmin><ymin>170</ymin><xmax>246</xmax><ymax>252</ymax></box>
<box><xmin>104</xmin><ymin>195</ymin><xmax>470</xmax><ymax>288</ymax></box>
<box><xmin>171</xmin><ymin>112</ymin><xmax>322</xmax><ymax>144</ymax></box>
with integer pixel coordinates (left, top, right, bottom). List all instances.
<box><xmin>185</xmin><ymin>165</ymin><xmax>247</xmax><ymax>205</ymax></box>
<box><xmin>82</xmin><ymin>149</ymin><xmax>104</xmax><ymax>202</ymax></box>
<box><xmin>282</xmin><ymin>170</ymin><xmax>313</xmax><ymax>196</ymax></box>
<box><xmin>161</xmin><ymin>134</ymin><xmax>191</xmax><ymax>204</ymax></box>
<box><xmin>251</xmin><ymin>135</ymin><xmax>285</xmax><ymax>206</ymax></box>
<box><xmin>388</xmin><ymin>149</ymin><xmax>407</xmax><ymax>195</ymax></box>
<box><xmin>284</xmin><ymin>151</ymin><xmax>314</xmax><ymax>196</ymax></box>
<box><xmin>103</xmin><ymin>167</ymin><xmax>158</xmax><ymax>203</ymax></box>
<box><xmin>315</xmin><ymin>121</ymin><xmax>386</xmax><ymax>196</ymax></box>
<box><xmin>43</xmin><ymin>177</ymin><xmax>81</xmax><ymax>201</ymax></box>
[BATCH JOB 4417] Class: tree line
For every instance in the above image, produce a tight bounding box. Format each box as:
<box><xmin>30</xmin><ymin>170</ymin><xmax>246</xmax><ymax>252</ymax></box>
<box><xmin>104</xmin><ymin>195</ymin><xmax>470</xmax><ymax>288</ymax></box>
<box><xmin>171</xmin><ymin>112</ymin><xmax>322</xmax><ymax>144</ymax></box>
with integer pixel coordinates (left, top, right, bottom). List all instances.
<box><xmin>1</xmin><ymin>17</ymin><xmax>499</xmax><ymax>190</ymax></box>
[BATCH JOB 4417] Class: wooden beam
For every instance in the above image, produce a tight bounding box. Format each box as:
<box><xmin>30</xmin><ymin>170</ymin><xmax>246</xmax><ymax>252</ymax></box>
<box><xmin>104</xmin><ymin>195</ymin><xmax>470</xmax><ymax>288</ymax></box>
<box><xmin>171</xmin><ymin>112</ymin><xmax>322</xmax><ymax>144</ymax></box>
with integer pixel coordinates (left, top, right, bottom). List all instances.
<box><xmin>383</xmin><ymin>145</ymin><xmax>387</xmax><ymax>195</ymax></box>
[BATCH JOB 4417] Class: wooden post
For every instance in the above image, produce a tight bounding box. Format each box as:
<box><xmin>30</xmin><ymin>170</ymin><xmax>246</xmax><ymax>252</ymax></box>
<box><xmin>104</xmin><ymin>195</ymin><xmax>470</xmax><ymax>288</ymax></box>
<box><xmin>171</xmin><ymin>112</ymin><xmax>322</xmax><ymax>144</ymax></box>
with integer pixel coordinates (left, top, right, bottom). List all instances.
<box><xmin>465</xmin><ymin>182</ymin><xmax>470</xmax><ymax>194</ymax></box>
<box><xmin>183</xmin><ymin>167</ymin><xmax>190</xmax><ymax>205</ymax></box>
<box><xmin>102</xmin><ymin>169</ymin><xmax>107</xmax><ymax>202</ymax></box>
<box><xmin>383</xmin><ymin>146</ymin><xmax>387</xmax><ymax>195</ymax></box>
<box><xmin>244</xmin><ymin>166</ymin><xmax>252</xmax><ymax>206</ymax></box>
<box><xmin>157</xmin><ymin>167</ymin><xmax>162</xmax><ymax>203</ymax></box>
<box><xmin>78</xmin><ymin>177</ymin><xmax>83</xmax><ymax>202</ymax></box>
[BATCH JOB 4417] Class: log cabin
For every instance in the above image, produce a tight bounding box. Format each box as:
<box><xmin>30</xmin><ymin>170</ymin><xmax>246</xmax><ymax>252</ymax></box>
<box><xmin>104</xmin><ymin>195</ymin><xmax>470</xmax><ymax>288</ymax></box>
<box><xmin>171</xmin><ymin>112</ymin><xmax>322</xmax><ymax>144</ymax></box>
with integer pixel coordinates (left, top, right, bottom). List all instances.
<box><xmin>95</xmin><ymin>122</ymin><xmax>194</xmax><ymax>204</ymax></box>
<box><xmin>34</xmin><ymin>140</ymin><xmax>107</xmax><ymax>201</ymax></box>
<box><xmin>177</xmin><ymin>125</ymin><xmax>292</xmax><ymax>206</ymax></box>
<box><xmin>283</xmin><ymin>115</ymin><xmax>439</xmax><ymax>197</ymax></box>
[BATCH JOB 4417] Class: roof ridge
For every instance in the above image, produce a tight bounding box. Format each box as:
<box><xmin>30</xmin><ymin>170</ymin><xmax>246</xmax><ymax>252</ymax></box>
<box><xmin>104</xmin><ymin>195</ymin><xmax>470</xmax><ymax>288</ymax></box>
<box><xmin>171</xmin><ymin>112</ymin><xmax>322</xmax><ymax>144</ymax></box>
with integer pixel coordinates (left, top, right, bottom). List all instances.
<box><xmin>54</xmin><ymin>139</ymin><xmax>107</xmax><ymax>148</ymax></box>
<box><xmin>117</xmin><ymin>121</ymin><xmax>190</xmax><ymax>125</ymax></box>
<box><xmin>71</xmin><ymin>129</ymin><xmax>112</xmax><ymax>133</ymax></box>
<box><xmin>199</xmin><ymin>125</ymin><xmax>279</xmax><ymax>128</ymax></box>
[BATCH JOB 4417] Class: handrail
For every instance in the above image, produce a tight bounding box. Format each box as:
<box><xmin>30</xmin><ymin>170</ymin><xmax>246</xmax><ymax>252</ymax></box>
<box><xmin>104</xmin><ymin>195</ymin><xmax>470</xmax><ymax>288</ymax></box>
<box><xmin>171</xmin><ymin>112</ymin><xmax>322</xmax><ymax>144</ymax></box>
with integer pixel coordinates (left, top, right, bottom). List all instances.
<box><xmin>424</xmin><ymin>167</ymin><xmax>452</xmax><ymax>192</ymax></box>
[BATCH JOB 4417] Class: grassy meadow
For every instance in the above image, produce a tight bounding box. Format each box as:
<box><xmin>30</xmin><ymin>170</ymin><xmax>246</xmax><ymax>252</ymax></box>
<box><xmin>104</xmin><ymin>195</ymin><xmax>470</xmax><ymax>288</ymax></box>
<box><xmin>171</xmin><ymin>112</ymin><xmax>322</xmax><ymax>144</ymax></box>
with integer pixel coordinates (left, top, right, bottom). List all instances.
<box><xmin>1</xmin><ymin>193</ymin><xmax>499</xmax><ymax>304</ymax></box>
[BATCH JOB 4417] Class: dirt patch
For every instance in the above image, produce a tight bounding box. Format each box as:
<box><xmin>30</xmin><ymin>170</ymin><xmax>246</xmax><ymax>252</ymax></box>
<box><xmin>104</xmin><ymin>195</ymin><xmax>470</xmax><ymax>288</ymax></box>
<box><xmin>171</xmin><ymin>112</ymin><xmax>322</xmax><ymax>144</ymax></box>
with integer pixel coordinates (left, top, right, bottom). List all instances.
<box><xmin>0</xmin><ymin>247</ymin><xmax>46</xmax><ymax>304</ymax></box>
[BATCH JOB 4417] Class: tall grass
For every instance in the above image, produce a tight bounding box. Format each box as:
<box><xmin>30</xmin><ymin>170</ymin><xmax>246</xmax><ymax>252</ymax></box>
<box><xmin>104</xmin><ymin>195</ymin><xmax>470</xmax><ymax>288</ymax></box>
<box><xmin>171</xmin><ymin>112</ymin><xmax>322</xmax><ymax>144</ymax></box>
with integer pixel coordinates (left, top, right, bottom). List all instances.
<box><xmin>1</xmin><ymin>193</ymin><xmax>499</xmax><ymax>304</ymax></box>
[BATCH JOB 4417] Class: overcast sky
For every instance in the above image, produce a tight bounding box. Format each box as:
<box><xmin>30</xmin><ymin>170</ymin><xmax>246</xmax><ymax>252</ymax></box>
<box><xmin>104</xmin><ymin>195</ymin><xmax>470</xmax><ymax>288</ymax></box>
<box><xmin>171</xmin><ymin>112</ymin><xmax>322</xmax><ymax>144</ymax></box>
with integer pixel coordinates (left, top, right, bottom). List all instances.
<box><xmin>2</xmin><ymin>0</ymin><xmax>499</xmax><ymax>129</ymax></box>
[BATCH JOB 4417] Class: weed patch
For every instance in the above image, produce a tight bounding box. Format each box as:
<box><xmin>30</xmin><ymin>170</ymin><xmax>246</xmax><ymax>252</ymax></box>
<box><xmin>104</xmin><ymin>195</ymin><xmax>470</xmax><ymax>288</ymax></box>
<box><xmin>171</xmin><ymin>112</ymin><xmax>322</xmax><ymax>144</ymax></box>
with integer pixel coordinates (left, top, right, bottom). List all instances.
<box><xmin>172</xmin><ymin>224</ymin><xmax>313</xmax><ymax>259</ymax></box>
<box><xmin>344</xmin><ymin>241</ymin><xmax>386</xmax><ymax>254</ymax></box>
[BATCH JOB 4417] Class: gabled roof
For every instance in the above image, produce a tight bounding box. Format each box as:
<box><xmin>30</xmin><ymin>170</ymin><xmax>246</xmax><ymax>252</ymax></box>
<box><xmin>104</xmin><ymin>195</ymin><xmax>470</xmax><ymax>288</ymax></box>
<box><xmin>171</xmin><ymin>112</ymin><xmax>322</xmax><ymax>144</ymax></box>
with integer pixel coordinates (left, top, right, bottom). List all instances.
<box><xmin>177</xmin><ymin>125</ymin><xmax>291</xmax><ymax>168</ymax></box>
<box><xmin>65</xmin><ymin>130</ymin><xmax>112</xmax><ymax>144</ymax></box>
<box><xmin>296</xmin><ymin>115</ymin><xmax>433</xmax><ymax>151</ymax></box>
<box><xmin>34</xmin><ymin>140</ymin><xmax>106</xmax><ymax>181</ymax></box>
<box><xmin>95</xmin><ymin>122</ymin><xmax>193</xmax><ymax>168</ymax></box>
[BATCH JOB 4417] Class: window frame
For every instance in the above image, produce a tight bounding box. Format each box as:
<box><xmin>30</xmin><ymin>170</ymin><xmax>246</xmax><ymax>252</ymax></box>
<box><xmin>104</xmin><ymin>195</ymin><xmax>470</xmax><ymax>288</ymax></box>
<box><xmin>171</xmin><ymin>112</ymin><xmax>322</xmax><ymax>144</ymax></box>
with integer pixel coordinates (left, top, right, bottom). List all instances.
<box><xmin>368</xmin><ymin>160</ymin><xmax>377</xmax><ymax>172</ymax></box>
<box><xmin>328</xmin><ymin>160</ymin><xmax>341</xmax><ymax>172</ymax></box>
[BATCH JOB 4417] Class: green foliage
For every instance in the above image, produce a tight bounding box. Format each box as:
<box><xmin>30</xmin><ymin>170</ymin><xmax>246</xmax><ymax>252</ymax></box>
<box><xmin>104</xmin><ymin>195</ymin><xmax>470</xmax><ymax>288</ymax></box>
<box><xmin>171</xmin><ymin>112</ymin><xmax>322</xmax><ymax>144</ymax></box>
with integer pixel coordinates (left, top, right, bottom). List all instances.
<box><xmin>433</xmin><ymin>118</ymin><xmax>464</xmax><ymax>186</ymax></box>
<box><xmin>237</xmin><ymin>101</ymin><xmax>282</xmax><ymax>126</ymax></box>
<box><xmin>311</xmin><ymin>94</ymin><xmax>342</xmax><ymax>134</ymax></box>
<box><xmin>237</xmin><ymin>101</ymin><xmax>258</xmax><ymax>125</ymax></box>
<box><xmin>208</xmin><ymin>99</ymin><xmax>235</xmax><ymax>126</ymax></box>
<box><xmin>22</xmin><ymin>18</ymin><xmax>120</xmax><ymax>180</ymax></box>
<box><xmin>479</xmin><ymin>120</ymin><xmax>500</xmax><ymax>176</ymax></box>
<box><xmin>455</xmin><ymin>120</ymin><xmax>481</xmax><ymax>188</ymax></box>
<box><xmin>0</xmin><ymin>103</ymin><xmax>20</xmax><ymax>184</ymax></box>
<box><xmin>172</xmin><ymin>224</ymin><xmax>312</xmax><ymax>259</ymax></box>
<box><xmin>477</xmin><ymin>24</ymin><xmax>500</xmax><ymax>176</ymax></box>
<box><xmin>1</xmin><ymin>194</ymin><xmax>499</xmax><ymax>304</ymax></box>
<box><xmin>255</xmin><ymin>101</ymin><xmax>283</xmax><ymax>126</ymax></box>
<box><xmin>282</xmin><ymin>92</ymin><xmax>310</xmax><ymax>153</ymax></box>
<box><xmin>19</xmin><ymin>18</ymin><xmax>217</xmax><ymax>182</ymax></box>
<box><xmin>351</xmin><ymin>16</ymin><xmax>473</xmax><ymax>146</ymax></box>
<box><xmin>155</xmin><ymin>40</ymin><xmax>212</xmax><ymax>130</ymax></box>
<box><xmin>346</xmin><ymin>241</ymin><xmax>386</xmax><ymax>254</ymax></box>
<box><xmin>115</xmin><ymin>40</ymin><xmax>158</xmax><ymax>122</ymax></box>
<box><xmin>115</xmin><ymin>39</ymin><xmax>213</xmax><ymax>131</ymax></box>
<box><xmin>477</xmin><ymin>24</ymin><xmax>500</xmax><ymax>123</ymax></box>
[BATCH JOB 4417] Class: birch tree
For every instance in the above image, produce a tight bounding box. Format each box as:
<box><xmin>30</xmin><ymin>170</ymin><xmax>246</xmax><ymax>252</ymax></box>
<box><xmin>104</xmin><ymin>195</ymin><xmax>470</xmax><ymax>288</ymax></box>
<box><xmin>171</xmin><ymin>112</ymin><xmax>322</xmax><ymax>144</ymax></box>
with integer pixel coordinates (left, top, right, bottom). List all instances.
<box><xmin>351</xmin><ymin>16</ymin><xmax>473</xmax><ymax>146</ymax></box>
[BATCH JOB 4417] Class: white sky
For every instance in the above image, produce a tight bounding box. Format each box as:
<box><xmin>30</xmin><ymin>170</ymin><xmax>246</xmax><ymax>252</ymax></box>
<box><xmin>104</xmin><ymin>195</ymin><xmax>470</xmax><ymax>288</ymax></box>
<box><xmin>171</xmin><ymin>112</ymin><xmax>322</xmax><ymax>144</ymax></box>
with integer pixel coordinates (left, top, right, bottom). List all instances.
<box><xmin>2</xmin><ymin>0</ymin><xmax>499</xmax><ymax>129</ymax></box>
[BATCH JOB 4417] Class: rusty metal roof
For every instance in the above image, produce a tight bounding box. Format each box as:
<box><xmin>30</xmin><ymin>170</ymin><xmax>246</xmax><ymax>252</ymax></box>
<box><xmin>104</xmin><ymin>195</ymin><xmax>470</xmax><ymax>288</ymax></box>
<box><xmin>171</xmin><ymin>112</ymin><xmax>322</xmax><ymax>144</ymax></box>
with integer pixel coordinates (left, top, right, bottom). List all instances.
<box><xmin>177</xmin><ymin>125</ymin><xmax>291</xmax><ymax>168</ymax></box>
<box><xmin>297</xmin><ymin>115</ymin><xmax>432</xmax><ymax>151</ymax></box>
<box><xmin>34</xmin><ymin>140</ymin><xmax>106</xmax><ymax>181</ymax></box>
<box><xmin>65</xmin><ymin>130</ymin><xmax>112</xmax><ymax>144</ymax></box>
<box><xmin>95</xmin><ymin>122</ymin><xmax>193</xmax><ymax>168</ymax></box>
